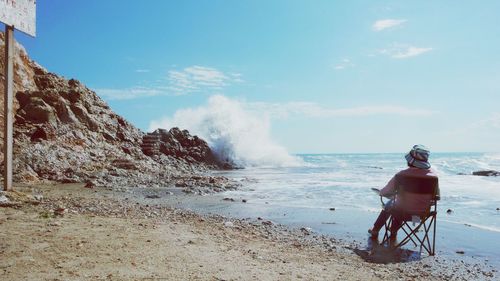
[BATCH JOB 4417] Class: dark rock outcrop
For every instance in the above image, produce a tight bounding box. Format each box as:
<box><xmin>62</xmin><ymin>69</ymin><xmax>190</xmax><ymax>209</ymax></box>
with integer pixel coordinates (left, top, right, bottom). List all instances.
<box><xmin>142</xmin><ymin>128</ymin><xmax>232</xmax><ymax>169</ymax></box>
<box><xmin>141</xmin><ymin>133</ymin><xmax>161</xmax><ymax>156</ymax></box>
<box><xmin>472</xmin><ymin>170</ymin><xmax>500</xmax><ymax>177</ymax></box>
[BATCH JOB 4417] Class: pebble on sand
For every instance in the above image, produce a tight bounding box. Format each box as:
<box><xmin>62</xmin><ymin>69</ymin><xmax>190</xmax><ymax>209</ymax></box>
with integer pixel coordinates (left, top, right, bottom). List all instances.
<box><xmin>53</xmin><ymin>208</ymin><xmax>67</xmax><ymax>216</ymax></box>
<box><xmin>262</xmin><ymin>220</ymin><xmax>273</xmax><ymax>226</ymax></box>
<box><xmin>223</xmin><ymin>221</ymin><xmax>234</xmax><ymax>227</ymax></box>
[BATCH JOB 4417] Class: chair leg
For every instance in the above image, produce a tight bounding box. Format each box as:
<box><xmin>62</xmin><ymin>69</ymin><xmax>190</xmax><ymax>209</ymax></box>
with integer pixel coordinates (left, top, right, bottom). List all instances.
<box><xmin>381</xmin><ymin>216</ymin><xmax>393</xmax><ymax>245</ymax></box>
<box><xmin>422</xmin><ymin>216</ymin><xmax>434</xmax><ymax>255</ymax></box>
<box><xmin>378</xmin><ymin>210</ymin><xmax>437</xmax><ymax>256</ymax></box>
<box><xmin>391</xmin><ymin>216</ymin><xmax>436</xmax><ymax>255</ymax></box>
<box><xmin>395</xmin><ymin>222</ymin><xmax>422</xmax><ymax>249</ymax></box>
<box><xmin>399</xmin><ymin>222</ymin><xmax>419</xmax><ymax>247</ymax></box>
<box><xmin>418</xmin><ymin>214</ymin><xmax>437</xmax><ymax>256</ymax></box>
<box><xmin>431</xmin><ymin>215</ymin><xmax>436</xmax><ymax>255</ymax></box>
<box><xmin>419</xmin><ymin>219</ymin><xmax>434</xmax><ymax>254</ymax></box>
<box><xmin>405</xmin><ymin>215</ymin><xmax>436</xmax><ymax>256</ymax></box>
<box><xmin>420</xmin><ymin>219</ymin><xmax>431</xmax><ymax>255</ymax></box>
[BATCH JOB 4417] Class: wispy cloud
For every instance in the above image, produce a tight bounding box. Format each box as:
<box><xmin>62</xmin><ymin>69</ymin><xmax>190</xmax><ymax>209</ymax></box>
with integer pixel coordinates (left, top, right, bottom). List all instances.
<box><xmin>168</xmin><ymin>66</ymin><xmax>241</xmax><ymax>95</ymax></box>
<box><xmin>230</xmin><ymin>72</ymin><xmax>244</xmax><ymax>83</ymax></box>
<box><xmin>94</xmin><ymin>65</ymin><xmax>242</xmax><ymax>100</ymax></box>
<box><xmin>334</xmin><ymin>58</ymin><xmax>355</xmax><ymax>70</ymax></box>
<box><xmin>379</xmin><ymin>43</ymin><xmax>433</xmax><ymax>59</ymax></box>
<box><xmin>246</xmin><ymin>101</ymin><xmax>435</xmax><ymax>119</ymax></box>
<box><xmin>372</xmin><ymin>19</ymin><xmax>407</xmax><ymax>31</ymax></box>
<box><xmin>95</xmin><ymin>87</ymin><xmax>163</xmax><ymax>100</ymax></box>
<box><xmin>454</xmin><ymin>113</ymin><xmax>500</xmax><ymax>132</ymax></box>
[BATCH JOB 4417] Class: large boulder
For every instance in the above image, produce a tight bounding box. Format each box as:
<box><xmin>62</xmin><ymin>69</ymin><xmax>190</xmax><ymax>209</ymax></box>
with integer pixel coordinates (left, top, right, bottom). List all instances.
<box><xmin>20</xmin><ymin>97</ymin><xmax>57</xmax><ymax>125</ymax></box>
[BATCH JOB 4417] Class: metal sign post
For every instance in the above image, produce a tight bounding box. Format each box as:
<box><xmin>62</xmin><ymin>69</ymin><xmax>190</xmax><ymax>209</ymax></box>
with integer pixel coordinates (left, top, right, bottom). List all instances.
<box><xmin>1</xmin><ymin>0</ymin><xmax>36</xmax><ymax>191</ymax></box>
<box><xmin>3</xmin><ymin>25</ymin><xmax>14</xmax><ymax>191</ymax></box>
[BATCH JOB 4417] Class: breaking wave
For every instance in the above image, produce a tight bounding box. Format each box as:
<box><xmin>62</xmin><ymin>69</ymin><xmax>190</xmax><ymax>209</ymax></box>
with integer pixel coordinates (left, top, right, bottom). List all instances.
<box><xmin>149</xmin><ymin>95</ymin><xmax>302</xmax><ymax>168</ymax></box>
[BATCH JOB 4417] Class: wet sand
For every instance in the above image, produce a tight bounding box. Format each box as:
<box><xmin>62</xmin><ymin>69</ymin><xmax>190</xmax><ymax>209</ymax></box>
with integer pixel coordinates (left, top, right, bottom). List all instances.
<box><xmin>158</xmin><ymin>189</ymin><xmax>500</xmax><ymax>268</ymax></box>
<box><xmin>0</xmin><ymin>184</ymin><xmax>496</xmax><ymax>280</ymax></box>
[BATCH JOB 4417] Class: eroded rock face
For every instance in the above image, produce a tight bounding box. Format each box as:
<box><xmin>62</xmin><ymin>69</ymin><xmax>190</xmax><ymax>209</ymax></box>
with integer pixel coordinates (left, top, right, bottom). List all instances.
<box><xmin>0</xmin><ymin>32</ymin><xmax>236</xmax><ymax>191</ymax></box>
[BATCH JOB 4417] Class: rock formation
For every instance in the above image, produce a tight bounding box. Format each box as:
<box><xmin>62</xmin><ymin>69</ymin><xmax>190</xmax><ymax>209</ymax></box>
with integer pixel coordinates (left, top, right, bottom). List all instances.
<box><xmin>472</xmin><ymin>170</ymin><xmax>500</xmax><ymax>177</ymax></box>
<box><xmin>141</xmin><ymin>128</ymin><xmax>233</xmax><ymax>169</ymax></box>
<box><xmin>0</xmin><ymin>32</ymin><xmax>236</xmax><ymax>192</ymax></box>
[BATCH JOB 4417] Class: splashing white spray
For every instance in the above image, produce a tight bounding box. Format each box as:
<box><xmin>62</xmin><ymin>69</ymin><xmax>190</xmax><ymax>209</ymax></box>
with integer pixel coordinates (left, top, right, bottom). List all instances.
<box><xmin>149</xmin><ymin>95</ymin><xmax>302</xmax><ymax>167</ymax></box>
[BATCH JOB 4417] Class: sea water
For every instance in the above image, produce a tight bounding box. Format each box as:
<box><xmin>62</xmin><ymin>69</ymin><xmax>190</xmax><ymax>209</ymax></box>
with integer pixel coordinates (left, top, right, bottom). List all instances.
<box><xmin>157</xmin><ymin>96</ymin><xmax>500</xmax><ymax>265</ymax></box>
<box><xmin>195</xmin><ymin>152</ymin><xmax>500</xmax><ymax>264</ymax></box>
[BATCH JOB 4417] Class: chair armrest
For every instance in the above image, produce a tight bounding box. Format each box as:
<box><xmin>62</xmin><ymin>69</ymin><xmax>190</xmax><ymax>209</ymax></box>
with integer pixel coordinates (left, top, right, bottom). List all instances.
<box><xmin>382</xmin><ymin>192</ymin><xmax>396</xmax><ymax>199</ymax></box>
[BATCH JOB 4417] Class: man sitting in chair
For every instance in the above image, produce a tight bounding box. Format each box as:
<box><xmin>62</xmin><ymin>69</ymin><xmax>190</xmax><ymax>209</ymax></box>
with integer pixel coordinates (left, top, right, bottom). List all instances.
<box><xmin>368</xmin><ymin>144</ymin><xmax>440</xmax><ymax>239</ymax></box>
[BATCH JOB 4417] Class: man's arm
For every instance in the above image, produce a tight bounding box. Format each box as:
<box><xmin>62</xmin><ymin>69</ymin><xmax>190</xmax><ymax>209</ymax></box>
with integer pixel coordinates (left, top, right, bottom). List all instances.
<box><xmin>379</xmin><ymin>175</ymin><xmax>397</xmax><ymax>198</ymax></box>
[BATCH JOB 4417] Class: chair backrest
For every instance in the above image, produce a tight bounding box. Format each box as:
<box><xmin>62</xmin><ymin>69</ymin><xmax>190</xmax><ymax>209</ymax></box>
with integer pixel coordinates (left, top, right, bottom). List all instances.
<box><xmin>395</xmin><ymin>174</ymin><xmax>439</xmax><ymax>215</ymax></box>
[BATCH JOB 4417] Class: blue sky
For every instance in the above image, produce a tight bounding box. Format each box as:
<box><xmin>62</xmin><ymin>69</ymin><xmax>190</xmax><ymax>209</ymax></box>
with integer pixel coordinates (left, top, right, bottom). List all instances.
<box><xmin>6</xmin><ymin>0</ymin><xmax>500</xmax><ymax>153</ymax></box>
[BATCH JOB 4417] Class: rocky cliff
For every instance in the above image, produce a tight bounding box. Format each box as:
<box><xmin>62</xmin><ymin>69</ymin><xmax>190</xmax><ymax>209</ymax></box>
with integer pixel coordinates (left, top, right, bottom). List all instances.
<box><xmin>0</xmin><ymin>32</ymin><xmax>236</xmax><ymax>192</ymax></box>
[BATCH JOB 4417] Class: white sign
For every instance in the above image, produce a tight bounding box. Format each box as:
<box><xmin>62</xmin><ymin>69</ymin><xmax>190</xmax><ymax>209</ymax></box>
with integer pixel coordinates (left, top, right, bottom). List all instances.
<box><xmin>0</xmin><ymin>0</ymin><xmax>36</xmax><ymax>37</ymax></box>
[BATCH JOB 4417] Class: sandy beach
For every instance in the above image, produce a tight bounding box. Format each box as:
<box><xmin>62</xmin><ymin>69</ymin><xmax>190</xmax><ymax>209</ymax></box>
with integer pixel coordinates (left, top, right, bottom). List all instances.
<box><xmin>0</xmin><ymin>184</ymin><xmax>496</xmax><ymax>281</ymax></box>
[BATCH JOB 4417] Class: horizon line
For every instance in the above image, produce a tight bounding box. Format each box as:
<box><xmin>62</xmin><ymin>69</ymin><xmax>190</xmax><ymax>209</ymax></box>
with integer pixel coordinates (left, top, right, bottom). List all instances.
<box><xmin>292</xmin><ymin>151</ymin><xmax>496</xmax><ymax>155</ymax></box>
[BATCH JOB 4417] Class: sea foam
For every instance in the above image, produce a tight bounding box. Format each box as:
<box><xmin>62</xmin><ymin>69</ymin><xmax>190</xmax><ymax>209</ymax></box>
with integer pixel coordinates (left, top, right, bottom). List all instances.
<box><xmin>149</xmin><ymin>95</ymin><xmax>302</xmax><ymax>168</ymax></box>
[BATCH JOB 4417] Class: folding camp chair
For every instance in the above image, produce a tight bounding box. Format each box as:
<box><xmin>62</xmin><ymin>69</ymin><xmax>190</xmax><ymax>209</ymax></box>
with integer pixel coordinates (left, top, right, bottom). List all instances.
<box><xmin>380</xmin><ymin>174</ymin><xmax>439</xmax><ymax>256</ymax></box>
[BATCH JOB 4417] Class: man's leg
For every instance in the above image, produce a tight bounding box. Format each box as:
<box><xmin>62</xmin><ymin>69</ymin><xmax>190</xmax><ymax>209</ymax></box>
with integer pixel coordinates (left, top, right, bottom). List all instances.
<box><xmin>372</xmin><ymin>209</ymin><xmax>390</xmax><ymax>233</ymax></box>
<box><xmin>370</xmin><ymin>199</ymin><xmax>395</xmax><ymax>236</ymax></box>
<box><xmin>389</xmin><ymin>215</ymin><xmax>403</xmax><ymax>239</ymax></box>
